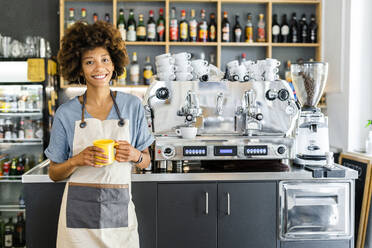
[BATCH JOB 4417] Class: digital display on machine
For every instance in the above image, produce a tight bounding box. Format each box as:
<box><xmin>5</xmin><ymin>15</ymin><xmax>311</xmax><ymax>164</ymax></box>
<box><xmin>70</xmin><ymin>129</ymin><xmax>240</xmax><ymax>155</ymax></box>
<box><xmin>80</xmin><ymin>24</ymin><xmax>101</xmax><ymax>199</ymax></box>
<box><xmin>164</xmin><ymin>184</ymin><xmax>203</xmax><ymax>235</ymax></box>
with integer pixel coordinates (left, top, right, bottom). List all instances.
<box><xmin>183</xmin><ymin>146</ymin><xmax>207</xmax><ymax>156</ymax></box>
<box><xmin>214</xmin><ymin>146</ymin><xmax>237</xmax><ymax>156</ymax></box>
<box><xmin>244</xmin><ymin>145</ymin><xmax>268</xmax><ymax>156</ymax></box>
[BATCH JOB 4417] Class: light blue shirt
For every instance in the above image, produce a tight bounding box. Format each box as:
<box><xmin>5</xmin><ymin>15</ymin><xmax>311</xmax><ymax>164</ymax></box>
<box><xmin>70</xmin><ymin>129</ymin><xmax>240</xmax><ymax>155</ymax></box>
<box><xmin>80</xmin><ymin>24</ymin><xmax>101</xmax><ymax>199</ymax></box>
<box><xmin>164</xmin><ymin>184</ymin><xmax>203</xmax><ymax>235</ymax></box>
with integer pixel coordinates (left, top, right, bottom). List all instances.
<box><xmin>45</xmin><ymin>92</ymin><xmax>154</xmax><ymax>163</ymax></box>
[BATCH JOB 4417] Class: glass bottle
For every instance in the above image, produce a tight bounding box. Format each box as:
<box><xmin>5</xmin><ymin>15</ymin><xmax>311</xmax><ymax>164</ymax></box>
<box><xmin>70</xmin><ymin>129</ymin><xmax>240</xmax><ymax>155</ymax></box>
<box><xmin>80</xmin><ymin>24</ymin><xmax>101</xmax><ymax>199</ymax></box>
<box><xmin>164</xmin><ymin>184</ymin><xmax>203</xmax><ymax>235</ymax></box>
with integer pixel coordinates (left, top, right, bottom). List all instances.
<box><xmin>198</xmin><ymin>9</ymin><xmax>208</xmax><ymax>42</ymax></box>
<box><xmin>289</xmin><ymin>13</ymin><xmax>298</xmax><ymax>43</ymax></box>
<box><xmin>208</xmin><ymin>13</ymin><xmax>217</xmax><ymax>42</ymax></box>
<box><xmin>143</xmin><ymin>56</ymin><xmax>153</xmax><ymax>85</ymax></box>
<box><xmin>233</xmin><ymin>14</ymin><xmax>242</xmax><ymax>42</ymax></box>
<box><xmin>129</xmin><ymin>52</ymin><xmax>140</xmax><ymax>85</ymax></box>
<box><xmin>93</xmin><ymin>13</ymin><xmax>98</xmax><ymax>23</ymax></box>
<box><xmin>117</xmin><ymin>67</ymin><xmax>127</xmax><ymax>85</ymax></box>
<box><xmin>272</xmin><ymin>14</ymin><xmax>280</xmax><ymax>43</ymax></box>
<box><xmin>66</xmin><ymin>8</ymin><xmax>75</xmax><ymax>29</ymax></box>
<box><xmin>189</xmin><ymin>9</ymin><xmax>197</xmax><ymax>42</ymax></box>
<box><xmin>222</xmin><ymin>11</ymin><xmax>230</xmax><ymax>42</ymax></box>
<box><xmin>308</xmin><ymin>14</ymin><xmax>317</xmax><ymax>43</ymax></box>
<box><xmin>257</xmin><ymin>13</ymin><xmax>265</xmax><ymax>42</ymax></box>
<box><xmin>245</xmin><ymin>13</ymin><xmax>253</xmax><ymax>43</ymax></box>
<box><xmin>169</xmin><ymin>7</ymin><xmax>178</xmax><ymax>42</ymax></box>
<box><xmin>10</xmin><ymin>157</ymin><xmax>17</xmax><ymax>176</ymax></box>
<box><xmin>136</xmin><ymin>14</ymin><xmax>146</xmax><ymax>41</ymax></box>
<box><xmin>157</xmin><ymin>8</ymin><xmax>165</xmax><ymax>41</ymax></box>
<box><xmin>127</xmin><ymin>9</ymin><xmax>137</xmax><ymax>42</ymax></box>
<box><xmin>299</xmin><ymin>14</ymin><xmax>308</xmax><ymax>43</ymax></box>
<box><xmin>179</xmin><ymin>10</ymin><xmax>188</xmax><ymax>42</ymax></box>
<box><xmin>117</xmin><ymin>9</ymin><xmax>126</xmax><ymax>41</ymax></box>
<box><xmin>80</xmin><ymin>8</ymin><xmax>88</xmax><ymax>25</ymax></box>
<box><xmin>4</xmin><ymin>217</ymin><xmax>14</xmax><ymax>248</ymax></box>
<box><xmin>147</xmin><ymin>10</ymin><xmax>156</xmax><ymax>41</ymax></box>
<box><xmin>18</xmin><ymin>118</ymin><xmax>25</xmax><ymax>140</ymax></box>
<box><xmin>104</xmin><ymin>13</ymin><xmax>110</xmax><ymax>23</ymax></box>
<box><xmin>280</xmin><ymin>14</ymin><xmax>289</xmax><ymax>43</ymax></box>
<box><xmin>13</xmin><ymin>213</ymin><xmax>25</xmax><ymax>247</ymax></box>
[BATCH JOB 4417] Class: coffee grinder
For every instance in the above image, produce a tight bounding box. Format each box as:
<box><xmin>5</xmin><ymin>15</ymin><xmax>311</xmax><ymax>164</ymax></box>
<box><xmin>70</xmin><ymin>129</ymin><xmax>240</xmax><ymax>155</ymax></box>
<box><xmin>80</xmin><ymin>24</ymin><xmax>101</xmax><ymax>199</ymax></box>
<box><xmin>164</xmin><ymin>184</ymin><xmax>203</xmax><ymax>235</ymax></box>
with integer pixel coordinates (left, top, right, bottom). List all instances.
<box><xmin>291</xmin><ymin>62</ymin><xmax>329</xmax><ymax>166</ymax></box>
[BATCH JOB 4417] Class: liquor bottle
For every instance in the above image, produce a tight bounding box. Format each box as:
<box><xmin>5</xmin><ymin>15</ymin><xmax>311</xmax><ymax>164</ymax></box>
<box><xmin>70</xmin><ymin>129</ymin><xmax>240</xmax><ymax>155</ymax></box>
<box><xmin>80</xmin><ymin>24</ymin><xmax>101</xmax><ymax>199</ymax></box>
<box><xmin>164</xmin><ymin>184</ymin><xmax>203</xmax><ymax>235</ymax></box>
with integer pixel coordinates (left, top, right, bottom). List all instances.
<box><xmin>80</xmin><ymin>8</ymin><xmax>88</xmax><ymax>25</ymax></box>
<box><xmin>299</xmin><ymin>14</ymin><xmax>308</xmax><ymax>43</ymax></box>
<box><xmin>272</xmin><ymin>14</ymin><xmax>280</xmax><ymax>43</ymax></box>
<box><xmin>25</xmin><ymin>118</ymin><xmax>33</xmax><ymax>139</ymax></box>
<box><xmin>169</xmin><ymin>7</ymin><xmax>178</xmax><ymax>42</ymax></box>
<box><xmin>285</xmin><ymin>60</ymin><xmax>292</xmax><ymax>82</ymax></box>
<box><xmin>233</xmin><ymin>14</ymin><xmax>242</xmax><ymax>42</ymax></box>
<box><xmin>136</xmin><ymin>14</ymin><xmax>146</xmax><ymax>41</ymax></box>
<box><xmin>117</xmin><ymin>68</ymin><xmax>127</xmax><ymax>85</ymax></box>
<box><xmin>198</xmin><ymin>9</ymin><xmax>208</xmax><ymax>42</ymax></box>
<box><xmin>280</xmin><ymin>14</ymin><xmax>289</xmax><ymax>43</ymax></box>
<box><xmin>143</xmin><ymin>56</ymin><xmax>153</xmax><ymax>85</ymax></box>
<box><xmin>18</xmin><ymin>118</ymin><xmax>25</xmax><ymax>140</ymax></box>
<box><xmin>35</xmin><ymin>120</ymin><xmax>43</xmax><ymax>139</ymax></box>
<box><xmin>93</xmin><ymin>13</ymin><xmax>98</xmax><ymax>23</ymax></box>
<box><xmin>245</xmin><ymin>13</ymin><xmax>253</xmax><ymax>43</ymax></box>
<box><xmin>308</xmin><ymin>14</ymin><xmax>317</xmax><ymax>43</ymax></box>
<box><xmin>257</xmin><ymin>13</ymin><xmax>265</xmax><ymax>42</ymax></box>
<box><xmin>189</xmin><ymin>9</ymin><xmax>197</xmax><ymax>42</ymax></box>
<box><xmin>179</xmin><ymin>10</ymin><xmax>188</xmax><ymax>42</ymax></box>
<box><xmin>13</xmin><ymin>213</ymin><xmax>25</xmax><ymax>247</ymax></box>
<box><xmin>157</xmin><ymin>8</ymin><xmax>165</xmax><ymax>41</ymax></box>
<box><xmin>289</xmin><ymin>13</ymin><xmax>298</xmax><ymax>43</ymax></box>
<box><xmin>208</xmin><ymin>13</ymin><xmax>217</xmax><ymax>42</ymax></box>
<box><xmin>3</xmin><ymin>218</ymin><xmax>13</xmax><ymax>248</ymax></box>
<box><xmin>16</xmin><ymin>155</ymin><xmax>24</xmax><ymax>176</ymax></box>
<box><xmin>105</xmin><ymin>13</ymin><xmax>110</xmax><ymax>23</ymax></box>
<box><xmin>66</xmin><ymin>8</ymin><xmax>75</xmax><ymax>28</ymax></box>
<box><xmin>129</xmin><ymin>52</ymin><xmax>140</xmax><ymax>85</ymax></box>
<box><xmin>10</xmin><ymin>157</ymin><xmax>17</xmax><ymax>176</ymax></box>
<box><xmin>147</xmin><ymin>10</ymin><xmax>156</xmax><ymax>41</ymax></box>
<box><xmin>117</xmin><ymin>9</ymin><xmax>126</xmax><ymax>41</ymax></box>
<box><xmin>241</xmin><ymin>52</ymin><xmax>247</xmax><ymax>63</ymax></box>
<box><xmin>221</xmin><ymin>11</ymin><xmax>230</xmax><ymax>42</ymax></box>
<box><xmin>127</xmin><ymin>9</ymin><xmax>137</xmax><ymax>42</ymax></box>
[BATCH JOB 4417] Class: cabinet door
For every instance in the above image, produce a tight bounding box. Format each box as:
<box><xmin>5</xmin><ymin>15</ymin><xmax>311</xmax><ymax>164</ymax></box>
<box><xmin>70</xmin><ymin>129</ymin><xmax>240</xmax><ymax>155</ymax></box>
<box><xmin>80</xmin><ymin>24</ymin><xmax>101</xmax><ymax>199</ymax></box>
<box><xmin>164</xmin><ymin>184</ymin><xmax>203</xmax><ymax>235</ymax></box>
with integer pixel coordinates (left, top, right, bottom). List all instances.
<box><xmin>132</xmin><ymin>182</ymin><xmax>157</xmax><ymax>248</ymax></box>
<box><xmin>158</xmin><ymin>183</ymin><xmax>217</xmax><ymax>248</ymax></box>
<box><xmin>218</xmin><ymin>182</ymin><xmax>277</xmax><ymax>248</ymax></box>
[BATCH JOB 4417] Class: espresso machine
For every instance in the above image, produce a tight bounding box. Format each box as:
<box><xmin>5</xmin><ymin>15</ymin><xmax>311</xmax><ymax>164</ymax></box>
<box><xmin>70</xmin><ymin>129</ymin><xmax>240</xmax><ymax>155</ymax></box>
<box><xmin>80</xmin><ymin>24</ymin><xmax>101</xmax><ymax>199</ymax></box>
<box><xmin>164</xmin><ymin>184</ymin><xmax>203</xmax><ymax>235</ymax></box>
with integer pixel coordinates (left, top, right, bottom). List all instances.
<box><xmin>291</xmin><ymin>62</ymin><xmax>330</xmax><ymax>167</ymax></box>
<box><xmin>143</xmin><ymin>80</ymin><xmax>300</xmax><ymax>172</ymax></box>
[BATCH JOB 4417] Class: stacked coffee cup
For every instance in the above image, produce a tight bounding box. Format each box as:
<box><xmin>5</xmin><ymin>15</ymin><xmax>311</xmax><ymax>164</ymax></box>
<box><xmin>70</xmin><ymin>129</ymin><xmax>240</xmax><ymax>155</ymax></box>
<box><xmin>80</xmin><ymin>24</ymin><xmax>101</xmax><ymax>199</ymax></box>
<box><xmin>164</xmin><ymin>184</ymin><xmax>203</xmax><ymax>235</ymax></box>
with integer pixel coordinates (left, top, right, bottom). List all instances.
<box><xmin>155</xmin><ymin>53</ymin><xmax>176</xmax><ymax>81</ymax></box>
<box><xmin>191</xmin><ymin>59</ymin><xmax>210</xmax><ymax>82</ymax></box>
<box><xmin>172</xmin><ymin>52</ymin><xmax>194</xmax><ymax>81</ymax></box>
<box><xmin>226</xmin><ymin>60</ymin><xmax>250</xmax><ymax>82</ymax></box>
<box><xmin>262</xmin><ymin>58</ymin><xmax>280</xmax><ymax>81</ymax></box>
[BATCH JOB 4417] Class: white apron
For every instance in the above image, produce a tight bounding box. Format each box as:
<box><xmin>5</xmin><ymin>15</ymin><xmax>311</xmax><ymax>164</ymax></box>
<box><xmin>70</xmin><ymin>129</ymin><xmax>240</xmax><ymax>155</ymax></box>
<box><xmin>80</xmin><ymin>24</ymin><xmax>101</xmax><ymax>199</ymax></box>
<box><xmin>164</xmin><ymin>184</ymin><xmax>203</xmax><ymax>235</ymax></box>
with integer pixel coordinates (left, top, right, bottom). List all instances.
<box><xmin>56</xmin><ymin>91</ymin><xmax>139</xmax><ymax>248</ymax></box>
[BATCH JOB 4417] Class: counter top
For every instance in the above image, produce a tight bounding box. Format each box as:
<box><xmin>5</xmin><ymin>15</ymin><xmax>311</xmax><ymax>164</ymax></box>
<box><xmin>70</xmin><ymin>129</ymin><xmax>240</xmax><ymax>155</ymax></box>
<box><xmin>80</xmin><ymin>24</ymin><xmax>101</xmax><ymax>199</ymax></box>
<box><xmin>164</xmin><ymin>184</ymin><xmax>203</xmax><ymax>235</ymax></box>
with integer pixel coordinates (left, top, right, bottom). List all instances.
<box><xmin>22</xmin><ymin>159</ymin><xmax>358</xmax><ymax>183</ymax></box>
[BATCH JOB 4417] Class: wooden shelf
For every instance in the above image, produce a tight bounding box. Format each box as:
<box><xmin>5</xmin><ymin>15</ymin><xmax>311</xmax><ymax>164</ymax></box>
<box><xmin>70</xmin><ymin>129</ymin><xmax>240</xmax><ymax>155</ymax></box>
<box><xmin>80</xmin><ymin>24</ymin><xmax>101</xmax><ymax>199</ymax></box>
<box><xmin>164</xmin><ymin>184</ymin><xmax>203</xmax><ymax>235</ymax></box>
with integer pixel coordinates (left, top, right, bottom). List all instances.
<box><xmin>271</xmin><ymin>0</ymin><xmax>320</xmax><ymax>3</ymax></box>
<box><xmin>169</xmin><ymin>42</ymin><xmax>218</xmax><ymax>46</ymax></box>
<box><xmin>125</xmin><ymin>41</ymin><xmax>166</xmax><ymax>46</ymax></box>
<box><xmin>118</xmin><ymin>0</ymin><xmax>165</xmax><ymax>2</ymax></box>
<box><xmin>221</xmin><ymin>42</ymin><xmax>269</xmax><ymax>47</ymax></box>
<box><xmin>171</xmin><ymin>0</ymin><xmax>217</xmax><ymax>2</ymax></box>
<box><xmin>272</xmin><ymin>43</ymin><xmax>320</xmax><ymax>47</ymax></box>
<box><xmin>221</xmin><ymin>0</ymin><xmax>269</xmax><ymax>3</ymax></box>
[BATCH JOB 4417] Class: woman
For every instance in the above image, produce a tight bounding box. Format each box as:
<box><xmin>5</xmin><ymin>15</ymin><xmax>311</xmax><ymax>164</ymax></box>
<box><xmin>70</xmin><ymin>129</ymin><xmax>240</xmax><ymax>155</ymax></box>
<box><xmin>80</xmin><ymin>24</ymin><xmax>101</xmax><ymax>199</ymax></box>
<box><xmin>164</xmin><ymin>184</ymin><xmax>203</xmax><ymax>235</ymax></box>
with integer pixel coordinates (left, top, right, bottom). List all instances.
<box><xmin>45</xmin><ymin>21</ymin><xmax>154</xmax><ymax>248</ymax></box>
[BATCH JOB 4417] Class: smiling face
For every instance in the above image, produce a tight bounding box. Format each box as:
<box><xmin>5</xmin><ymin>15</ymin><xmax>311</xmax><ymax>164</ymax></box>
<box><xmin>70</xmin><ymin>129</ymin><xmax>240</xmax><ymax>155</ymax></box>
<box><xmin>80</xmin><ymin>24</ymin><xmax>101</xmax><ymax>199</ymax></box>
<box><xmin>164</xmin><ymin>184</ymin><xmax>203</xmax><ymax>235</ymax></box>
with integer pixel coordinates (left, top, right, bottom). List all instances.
<box><xmin>81</xmin><ymin>47</ymin><xmax>114</xmax><ymax>87</ymax></box>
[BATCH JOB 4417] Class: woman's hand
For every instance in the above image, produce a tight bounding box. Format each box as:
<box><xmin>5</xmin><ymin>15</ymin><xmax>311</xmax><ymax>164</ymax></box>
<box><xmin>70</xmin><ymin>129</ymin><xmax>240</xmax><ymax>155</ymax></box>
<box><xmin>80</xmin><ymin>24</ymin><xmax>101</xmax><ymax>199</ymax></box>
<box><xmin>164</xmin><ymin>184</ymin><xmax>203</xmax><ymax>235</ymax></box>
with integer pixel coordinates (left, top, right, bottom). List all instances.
<box><xmin>71</xmin><ymin>146</ymin><xmax>108</xmax><ymax>168</ymax></box>
<box><xmin>115</xmin><ymin>140</ymin><xmax>141</xmax><ymax>163</ymax></box>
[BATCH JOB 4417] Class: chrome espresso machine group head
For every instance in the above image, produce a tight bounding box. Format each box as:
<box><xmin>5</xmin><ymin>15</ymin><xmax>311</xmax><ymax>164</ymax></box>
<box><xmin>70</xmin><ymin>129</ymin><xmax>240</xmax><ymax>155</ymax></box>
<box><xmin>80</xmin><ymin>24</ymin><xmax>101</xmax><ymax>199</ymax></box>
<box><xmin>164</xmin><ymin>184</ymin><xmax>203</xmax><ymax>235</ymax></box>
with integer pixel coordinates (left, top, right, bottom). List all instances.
<box><xmin>143</xmin><ymin>80</ymin><xmax>300</xmax><ymax>168</ymax></box>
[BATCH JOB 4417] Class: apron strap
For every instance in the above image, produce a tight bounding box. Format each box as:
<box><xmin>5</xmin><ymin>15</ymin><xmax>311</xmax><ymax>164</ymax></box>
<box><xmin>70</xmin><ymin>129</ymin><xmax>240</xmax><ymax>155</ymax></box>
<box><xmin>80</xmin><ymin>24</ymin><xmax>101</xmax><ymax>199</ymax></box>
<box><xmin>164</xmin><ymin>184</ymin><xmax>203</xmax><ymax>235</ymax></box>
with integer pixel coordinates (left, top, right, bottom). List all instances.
<box><xmin>79</xmin><ymin>93</ymin><xmax>87</xmax><ymax>128</ymax></box>
<box><xmin>110</xmin><ymin>91</ymin><xmax>125</xmax><ymax>127</ymax></box>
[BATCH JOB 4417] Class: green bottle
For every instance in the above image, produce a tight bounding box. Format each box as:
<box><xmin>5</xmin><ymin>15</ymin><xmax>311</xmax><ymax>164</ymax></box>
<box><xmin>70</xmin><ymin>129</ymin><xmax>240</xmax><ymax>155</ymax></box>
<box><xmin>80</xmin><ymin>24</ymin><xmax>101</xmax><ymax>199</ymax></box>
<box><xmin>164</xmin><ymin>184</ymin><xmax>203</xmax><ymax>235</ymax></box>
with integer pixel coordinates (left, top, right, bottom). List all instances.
<box><xmin>117</xmin><ymin>9</ymin><xmax>126</xmax><ymax>41</ymax></box>
<box><xmin>136</xmin><ymin>14</ymin><xmax>146</xmax><ymax>41</ymax></box>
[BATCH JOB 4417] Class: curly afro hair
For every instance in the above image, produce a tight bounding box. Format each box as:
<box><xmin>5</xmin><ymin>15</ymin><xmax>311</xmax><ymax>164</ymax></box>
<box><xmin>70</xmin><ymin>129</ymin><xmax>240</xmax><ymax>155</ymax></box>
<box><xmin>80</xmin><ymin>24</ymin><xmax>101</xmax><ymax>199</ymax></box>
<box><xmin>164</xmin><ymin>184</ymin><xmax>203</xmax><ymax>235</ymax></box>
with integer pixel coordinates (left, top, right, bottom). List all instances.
<box><xmin>57</xmin><ymin>21</ymin><xmax>129</xmax><ymax>83</ymax></box>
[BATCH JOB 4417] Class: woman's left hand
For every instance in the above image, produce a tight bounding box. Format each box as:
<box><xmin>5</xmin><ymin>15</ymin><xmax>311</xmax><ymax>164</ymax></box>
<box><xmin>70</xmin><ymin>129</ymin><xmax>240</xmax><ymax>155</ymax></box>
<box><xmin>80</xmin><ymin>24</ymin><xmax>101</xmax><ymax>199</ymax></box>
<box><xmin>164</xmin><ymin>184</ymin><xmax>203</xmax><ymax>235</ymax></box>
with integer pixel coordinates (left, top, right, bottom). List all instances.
<box><xmin>115</xmin><ymin>140</ymin><xmax>141</xmax><ymax>163</ymax></box>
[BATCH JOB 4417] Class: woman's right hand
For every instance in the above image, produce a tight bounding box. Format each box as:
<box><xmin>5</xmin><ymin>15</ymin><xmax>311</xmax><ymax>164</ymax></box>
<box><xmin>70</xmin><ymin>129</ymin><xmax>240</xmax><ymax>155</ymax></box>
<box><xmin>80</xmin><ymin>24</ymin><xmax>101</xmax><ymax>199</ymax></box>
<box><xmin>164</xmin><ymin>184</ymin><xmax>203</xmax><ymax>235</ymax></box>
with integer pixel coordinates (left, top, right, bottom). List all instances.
<box><xmin>70</xmin><ymin>146</ymin><xmax>108</xmax><ymax>168</ymax></box>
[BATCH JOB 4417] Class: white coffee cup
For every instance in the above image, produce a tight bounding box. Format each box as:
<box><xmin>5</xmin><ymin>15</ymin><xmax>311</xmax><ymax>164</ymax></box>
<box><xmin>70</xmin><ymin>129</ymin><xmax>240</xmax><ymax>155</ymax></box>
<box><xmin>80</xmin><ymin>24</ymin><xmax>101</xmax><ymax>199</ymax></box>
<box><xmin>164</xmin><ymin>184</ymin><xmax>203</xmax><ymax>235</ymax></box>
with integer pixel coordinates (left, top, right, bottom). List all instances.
<box><xmin>157</xmin><ymin>72</ymin><xmax>176</xmax><ymax>81</ymax></box>
<box><xmin>172</xmin><ymin>52</ymin><xmax>191</xmax><ymax>61</ymax></box>
<box><xmin>226</xmin><ymin>60</ymin><xmax>239</xmax><ymax>69</ymax></box>
<box><xmin>155</xmin><ymin>53</ymin><xmax>171</xmax><ymax>61</ymax></box>
<box><xmin>231</xmin><ymin>64</ymin><xmax>249</xmax><ymax>82</ymax></box>
<box><xmin>191</xmin><ymin>59</ymin><xmax>208</xmax><ymax>68</ymax></box>
<box><xmin>156</xmin><ymin>57</ymin><xmax>175</xmax><ymax>67</ymax></box>
<box><xmin>175</xmin><ymin>65</ymin><xmax>193</xmax><ymax>73</ymax></box>
<box><xmin>157</xmin><ymin>65</ymin><xmax>177</xmax><ymax>74</ymax></box>
<box><xmin>176</xmin><ymin>72</ymin><xmax>193</xmax><ymax>81</ymax></box>
<box><xmin>175</xmin><ymin>127</ymin><xmax>197</xmax><ymax>139</ymax></box>
<box><xmin>265</xmin><ymin>58</ymin><xmax>281</xmax><ymax>67</ymax></box>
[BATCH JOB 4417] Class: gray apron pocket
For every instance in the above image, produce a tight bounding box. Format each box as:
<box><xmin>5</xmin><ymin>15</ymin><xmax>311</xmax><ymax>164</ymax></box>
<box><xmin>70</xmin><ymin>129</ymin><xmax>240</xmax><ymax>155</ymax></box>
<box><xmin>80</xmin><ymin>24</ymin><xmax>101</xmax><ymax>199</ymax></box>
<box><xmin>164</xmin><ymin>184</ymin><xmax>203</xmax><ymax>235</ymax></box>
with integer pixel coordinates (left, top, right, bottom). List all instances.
<box><xmin>66</xmin><ymin>183</ymin><xmax>130</xmax><ymax>229</ymax></box>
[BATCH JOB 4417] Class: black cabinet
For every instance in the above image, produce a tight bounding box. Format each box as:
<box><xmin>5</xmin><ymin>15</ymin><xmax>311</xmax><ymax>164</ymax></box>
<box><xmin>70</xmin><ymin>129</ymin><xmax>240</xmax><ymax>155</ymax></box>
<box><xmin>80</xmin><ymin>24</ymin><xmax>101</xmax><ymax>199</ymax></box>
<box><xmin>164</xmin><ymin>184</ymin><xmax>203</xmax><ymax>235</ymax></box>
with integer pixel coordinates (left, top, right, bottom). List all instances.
<box><xmin>157</xmin><ymin>182</ymin><xmax>277</xmax><ymax>248</ymax></box>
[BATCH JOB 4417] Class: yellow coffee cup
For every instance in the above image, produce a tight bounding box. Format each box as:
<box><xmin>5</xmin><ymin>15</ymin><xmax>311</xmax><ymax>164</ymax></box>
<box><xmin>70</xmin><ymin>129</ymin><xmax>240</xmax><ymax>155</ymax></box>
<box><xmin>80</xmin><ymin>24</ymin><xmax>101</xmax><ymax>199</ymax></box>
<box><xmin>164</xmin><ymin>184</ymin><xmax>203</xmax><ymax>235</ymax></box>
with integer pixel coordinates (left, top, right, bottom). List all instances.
<box><xmin>93</xmin><ymin>139</ymin><xmax>118</xmax><ymax>166</ymax></box>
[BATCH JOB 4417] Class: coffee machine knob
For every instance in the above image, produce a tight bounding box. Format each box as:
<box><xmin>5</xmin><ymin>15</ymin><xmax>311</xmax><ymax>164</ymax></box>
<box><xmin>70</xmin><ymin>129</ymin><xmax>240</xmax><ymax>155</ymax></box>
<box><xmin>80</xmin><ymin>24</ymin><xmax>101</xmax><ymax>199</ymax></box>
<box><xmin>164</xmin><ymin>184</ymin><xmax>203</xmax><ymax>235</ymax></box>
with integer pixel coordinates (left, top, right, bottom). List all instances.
<box><xmin>256</xmin><ymin>113</ymin><xmax>263</xmax><ymax>121</ymax></box>
<box><xmin>162</xmin><ymin>146</ymin><xmax>175</xmax><ymax>159</ymax></box>
<box><xmin>265</xmin><ymin>90</ymin><xmax>277</xmax><ymax>101</ymax></box>
<box><xmin>156</xmin><ymin>87</ymin><xmax>170</xmax><ymax>100</ymax></box>
<box><xmin>278</xmin><ymin>89</ymin><xmax>289</xmax><ymax>101</ymax></box>
<box><xmin>277</xmin><ymin>146</ymin><xmax>286</xmax><ymax>155</ymax></box>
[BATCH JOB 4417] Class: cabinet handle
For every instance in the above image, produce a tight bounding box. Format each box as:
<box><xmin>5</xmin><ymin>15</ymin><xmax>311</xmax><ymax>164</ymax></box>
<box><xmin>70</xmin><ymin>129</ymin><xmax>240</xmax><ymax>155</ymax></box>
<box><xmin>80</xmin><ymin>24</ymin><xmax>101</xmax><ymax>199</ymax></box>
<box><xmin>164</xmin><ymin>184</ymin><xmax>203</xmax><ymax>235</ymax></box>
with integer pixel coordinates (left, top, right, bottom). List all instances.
<box><xmin>227</xmin><ymin>192</ymin><xmax>231</xmax><ymax>215</ymax></box>
<box><xmin>205</xmin><ymin>192</ymin><xmax>209</xmax><ymax>215</ymax></box>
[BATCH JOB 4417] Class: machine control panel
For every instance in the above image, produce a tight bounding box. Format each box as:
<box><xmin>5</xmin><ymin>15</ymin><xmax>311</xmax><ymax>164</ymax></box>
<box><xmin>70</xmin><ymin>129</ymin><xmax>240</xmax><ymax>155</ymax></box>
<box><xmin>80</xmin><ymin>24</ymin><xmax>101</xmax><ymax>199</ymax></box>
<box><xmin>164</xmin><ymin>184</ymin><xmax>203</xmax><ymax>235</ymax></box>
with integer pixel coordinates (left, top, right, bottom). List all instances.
<box><xmin>244</xmin><ymin>145</ymin><xmax>268</xmax><ymax>156</ymax></box>
<box><xmin>214</xmin><ymin>146</ymin><xmax>238</xmax><ymax>156</ymax></box>
<box><xmin>183</xmin><ymin>146</ymin><xmax>207</xmax><ymax>156</ymax></box>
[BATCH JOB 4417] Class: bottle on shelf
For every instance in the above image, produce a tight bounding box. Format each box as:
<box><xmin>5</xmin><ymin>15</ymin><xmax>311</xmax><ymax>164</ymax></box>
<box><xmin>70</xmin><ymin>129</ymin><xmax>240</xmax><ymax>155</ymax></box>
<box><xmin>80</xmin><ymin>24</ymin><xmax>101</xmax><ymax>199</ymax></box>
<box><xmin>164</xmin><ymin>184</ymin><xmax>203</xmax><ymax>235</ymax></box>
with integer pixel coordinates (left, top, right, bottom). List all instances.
<box><xmin>117</xmin><ymin>9</ymin><xmax>126</xmax><ymax>41</ymax></box>
<box><xmin>129</xmin><ymin>52</ymin><xmax>140</xmax><ymax>85</ymax></box>
<box><xmin>257</xmin><ymin>13</ymin><xmax>265</xmax><ymax>42</ymax></box>
<box><xmin>25</xmin><ymin>118</ymin><xmax>34</xmax><ymax>139</ymax></box>
<box><xmin>18</xmin><ymin>118</ymin><xmax>25</xmax><ymax>140</ymax></box>
<box><xmin>2</xmin><ymin>159</ymin><xmax>10</xmax><ymax>176</ymax></box>
<box><xmin>289</xmin><ymin>13</ymin><xmax>298</xmax><ymax>43</ymax></box>
<box><xmin>308</xmin><ymin>14</ymin><xmax>317</xmax><ymax>43</ymax></box>
<box><xmin>189</xmin><ymin>9</ymin><xmax>197</xmax><ymax>42</ymax></box>
<box><xmin>0</xmin><ymin>119</ymin><xmax>4</xmax><ymax>139</ymax></box>
<box><xmin>179</xmin><ymin>10</ymin><xmax>189</xmax><ymax>42</ymax></box>
<box><xmin>299</xmin><ymin>14</ymin><xmax>308</xmax><ymax>43</ymax></box>
<box><xmin>280</xmin><ymin>14</ymin><xmax>289</xmax><ymax>43</ymax></box>
<box><xmin>127</xmin><ymin>9</ymin><xmax>137</xmax><ymax>42</ymax></box>
<box><xmin>137</xmin><ymin>14</ymin><xmax>146</xmax><ymax>41</ymax></box>
<box><xmin>80</xmin><ymin>8</ymin><xmax>88</xmax><ymax>25</ymax></box>
<box><xmin>241</xmin><ymin>52</ymin><xmax>247</xmax><ymax>63</ymax></box>
<box><xmin>209</xmin><ymin>53</ymin><xmax>215</xmax><ymax>65</ymax></box>
<box><xmin>143</xmin><ymin>56</ymin><xmax>153</xmax><ymax>85</ymax></box>
<box><xmin>157</xmin><ymin>8</ymin><xmax>165</xmax><ymax>42</ymax></box>
<box><xmin>16</xmin><ymin>155</ymin><xmax>25</xmax><ymax>176</ymax></box>
<box><xmin>13</xmin><ymin>212</ymin><xmax>25</xmax><ymax>247</ymax></box>
<box><xmin>93</xmin><ymin>13</ymin><xmax>98</xmax><ymax>23</ymax></box>
<box><xmin>66</xmin><ymin>8</ymin><xmax>75</xmax><ymax>29</ymax></box>
<box><xmin>147</xmin><ymin>10</ymin><xmax>156</xmax><ymax>42</ymax></box>
<box><xmin>285</xmin><ymin>60</ymin><xmax>292</xmax><ymax>82</ymax></box>
<box><xmin>10</xmin><ymin>157</ymin><xmax>17</xmax><ymax>176</ymax></box>
<box><xmin>272</xmin><ymin>14</ymin><xmax>280</xmax><ymax>43</ymax></box>
<box><xmin>198</xmin><ymin>9</ymin><xmax>208</xmax><ymax>42</ymax></box>
<box><xmin>208</xmin><ymin>13</ymin><xmax>217</xmax><ymax>42</ymax></box>
<box><xmin>4</xmin><ymin>217</ymin><xmax>14</xmax><ymax>248</ymax></box>
<box><xmin>35</xmin><ymin>120</ymin><xmax>43</xmax><ymax>139</ymax></box>
<box><xmin>169</xmin><ymin>7</ymin><xmax>178</xmax><ymax>42</ymax></box>
<box><xmin>233</xmin><ymin>14</ymin><xmax>242</xmax><ymax>42</ymax></box>
<box><xmin>245</xmin><ymin>13</ymin><xmax>253</xmax><ymax>43</ymax></box>
<box><xmin>117</xmin><ymin>67</ymin><xmax>127</xmax><ymax>86</ymax></box>
<box><xmin>222</xmin><ymin>11</ymin><xmax>230</xmax><ymax>42</ymax></box>
<box><xmin>104</xmin><ymin>13</ymin><xmax>110</xmax><ymax>23</ymax></box>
